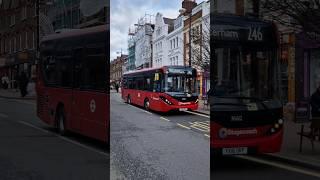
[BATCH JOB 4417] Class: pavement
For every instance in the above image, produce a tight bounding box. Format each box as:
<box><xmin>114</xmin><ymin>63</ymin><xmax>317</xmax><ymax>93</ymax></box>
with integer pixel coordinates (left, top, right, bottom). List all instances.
<box><xmin>0</xmin><ymin>97</ymin><xmax>109</xmax><ymax>180</ymax></box>
<box><xmin>0</xmin><ymin>82</ymin><xmax>36</xmax><ymax>100</ymax></box>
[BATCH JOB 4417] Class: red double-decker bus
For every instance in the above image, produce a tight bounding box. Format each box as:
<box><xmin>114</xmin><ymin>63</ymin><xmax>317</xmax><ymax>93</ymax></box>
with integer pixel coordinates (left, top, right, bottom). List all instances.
<box><xmin>36</xmin><ymin>25</ymin><xmax>109</xmax><ymax>143</ymax></box>
<box><xmin>210</xmin><ymin>15</ymin><xmax>283</xmax><ymax>157</ymax></box>
<box><xmin>121</xmin><ymin>66</ymin><xmax>199</xmax><ymax>112</ymax></box>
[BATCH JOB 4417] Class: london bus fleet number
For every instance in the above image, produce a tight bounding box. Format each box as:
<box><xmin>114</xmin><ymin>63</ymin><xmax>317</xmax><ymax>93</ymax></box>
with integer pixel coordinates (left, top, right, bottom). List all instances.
<box><xmin>248</xmin><ymin>27</ymin><xmax>263</xmax><ymax>41</ymax></box>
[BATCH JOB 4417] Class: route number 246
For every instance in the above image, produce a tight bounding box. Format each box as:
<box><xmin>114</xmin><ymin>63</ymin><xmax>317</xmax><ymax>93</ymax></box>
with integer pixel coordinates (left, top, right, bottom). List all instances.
<box><xmin>248</xmin><ymin>27</ymin><xmax>263</xmax><ymax>41</ymax></box>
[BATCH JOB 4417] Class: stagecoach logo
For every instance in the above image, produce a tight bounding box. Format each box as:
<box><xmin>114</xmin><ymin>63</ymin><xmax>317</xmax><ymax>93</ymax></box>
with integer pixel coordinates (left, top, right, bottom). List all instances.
<box><xmin>219</xmin><ymin>128</ymin><xmax>258</xmax><ymax>138</ymax></box>
<box><xmin>90</xmin><ymin>99</ymin><xmax>96</xmax><ymax>113</ymax></box>
<box><xmin>219</xmin><ymin>128</ymin><xmax>228</xmax><ymax>139</ymax></box>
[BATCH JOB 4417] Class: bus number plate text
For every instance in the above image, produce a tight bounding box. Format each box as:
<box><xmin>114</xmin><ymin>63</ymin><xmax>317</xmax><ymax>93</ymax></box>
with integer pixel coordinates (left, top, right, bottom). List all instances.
<box><xmin>222</xmin><ymin>147</ymin><xmax>248</xmax><ymax>155</ymax></box>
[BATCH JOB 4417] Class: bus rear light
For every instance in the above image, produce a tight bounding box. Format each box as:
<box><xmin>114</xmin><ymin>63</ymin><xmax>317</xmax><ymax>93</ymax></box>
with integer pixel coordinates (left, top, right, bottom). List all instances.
<box><xmin>160</xmin><ymin>96</ymin><xmax>173</xmax><ymax>105</ymax></box>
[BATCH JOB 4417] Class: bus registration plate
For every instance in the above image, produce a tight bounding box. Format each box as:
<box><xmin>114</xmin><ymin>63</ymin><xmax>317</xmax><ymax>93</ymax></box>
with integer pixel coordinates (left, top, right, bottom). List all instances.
<box><xmin>179</xmin><ymin>108</ymin><xmax>188</xmax><ymax>111</ymax></box>
<box><xmin>222</xmin><ymin>147</ymin><xmax>248</xmax><ymax>155</ymax></box>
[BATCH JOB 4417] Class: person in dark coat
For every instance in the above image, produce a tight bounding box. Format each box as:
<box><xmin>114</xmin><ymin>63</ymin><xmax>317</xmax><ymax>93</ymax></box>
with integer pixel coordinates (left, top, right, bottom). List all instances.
<box><xmin>19</xmin><ymin>72</ymin><xmax>29</xmax><ymax>97</ymax></box>
<box><xmin>115</xmin><ymin>83</ymin><xmax>119</xmax><ymax>93</ymax></box>
<box><xmin>311</xmin><ymin>84</ymin><xmax>320</xmax><ymax>118</ymax></box>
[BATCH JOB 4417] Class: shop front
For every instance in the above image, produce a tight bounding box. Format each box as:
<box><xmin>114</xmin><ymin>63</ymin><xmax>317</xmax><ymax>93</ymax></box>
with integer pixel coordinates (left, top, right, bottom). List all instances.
<box><xmin>3</xmin><ymin>51</ymin><xmax>36</xmax><ymax>89</ymax></box>
<box><xmin>295</xmin><ymin>32</ymin><xmax>320</xmax><ymax>121</ymax></box>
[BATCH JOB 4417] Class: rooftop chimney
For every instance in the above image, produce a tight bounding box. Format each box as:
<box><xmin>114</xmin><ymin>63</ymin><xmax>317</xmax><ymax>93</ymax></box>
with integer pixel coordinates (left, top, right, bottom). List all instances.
<box><xmin>182</xmin><ymin>0</ymin><xmax>197</xmax><ymax>14</ymax></box>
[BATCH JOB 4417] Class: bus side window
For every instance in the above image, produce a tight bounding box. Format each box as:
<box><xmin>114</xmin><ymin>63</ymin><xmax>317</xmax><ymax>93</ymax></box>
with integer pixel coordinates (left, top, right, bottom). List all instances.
<box><xmin>73</xmin><ymin>48</ymin><xmax>83</xmax><ymax>89</ymax></box>
<box><xmin>122</xmin><ymin>77</ymin><xmax>127</xmax><ymax>89</ymax></box>
<box><xmin>153</xmin><ymin>73</ymin><xmax>162</xmax><ymax>92</ymax></box>
<box><xmin>144</xmin><ymin>77</ymin><xmax>151</xmax><ymax>91</ymax></box>
<box><xmin>128</xmin><ymin>78</ymin><xmax>133</xmax><ymax>89</ymax></box>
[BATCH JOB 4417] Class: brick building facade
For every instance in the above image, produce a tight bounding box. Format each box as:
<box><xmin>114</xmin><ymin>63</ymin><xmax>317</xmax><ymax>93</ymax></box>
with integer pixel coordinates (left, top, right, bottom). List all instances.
<box><xmin>0</xmin><ymin>0</ymin><xmax>38</xmax><ymax>87</ymax></box>
<box><xmin>110</xmin><ymin>54</ymin><xmax>127</xmax><ymax>86</ymax></box>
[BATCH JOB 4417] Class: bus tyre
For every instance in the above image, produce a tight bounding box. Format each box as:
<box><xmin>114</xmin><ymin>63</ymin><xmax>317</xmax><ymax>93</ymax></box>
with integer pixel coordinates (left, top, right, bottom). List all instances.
<box><xmin>127</xmin><ymin>95</ymin><xmax>131</xmax><ymax>104</ymax></box>
<box><xmin>144</xmin><ymin>99</ymin><xmax>150</xmax><ymax>111</ymax></box>
<box><xmin>57</xmin><ymin>107</ymin><xmax>67</xmax><ymax>136</ymax></box>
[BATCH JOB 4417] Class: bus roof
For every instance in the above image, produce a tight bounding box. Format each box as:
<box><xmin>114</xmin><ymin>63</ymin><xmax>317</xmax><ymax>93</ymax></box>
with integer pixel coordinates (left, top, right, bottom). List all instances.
<box><xmin>123</xmin><ymin>66</ymin><xmax>195</xmax><ymax>76</ymax></box>
<box><xmin>41</xmin><ymin>25</ymin><xmax>108</xmax><ymax>42</ymax></box>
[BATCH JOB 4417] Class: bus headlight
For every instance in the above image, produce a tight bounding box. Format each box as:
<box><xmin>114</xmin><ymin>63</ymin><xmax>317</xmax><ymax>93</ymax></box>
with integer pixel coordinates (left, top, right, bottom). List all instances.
<box><xmin>160</xmin><ymin>96</ymin><xmax>173</xmax><ymax>105</ymax></box>
<box><xmin>268</xmin><ymin>119</ymin><xmax>283</xmax><ymax>135</ymax></box>
<box><xmin>278</xmin><ymin>119</ymin><xmax>284</xmax><ymax>125</ymax></box>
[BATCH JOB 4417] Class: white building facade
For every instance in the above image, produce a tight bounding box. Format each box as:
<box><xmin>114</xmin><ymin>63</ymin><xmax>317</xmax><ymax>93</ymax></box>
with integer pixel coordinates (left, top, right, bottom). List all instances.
<box><xmin>152</xmin><ymin>13</ymin><xmax>175</xmax><ymax>68</ymax></box>
<box><xmin>134</xmin><ymin>16</ymin><xmax>154</xmax><ymax>69</ymax></box>
<box><xmin>167</xmin><ymin>15</ymin><xmax>185</xmax><ymax>66</ymax></box>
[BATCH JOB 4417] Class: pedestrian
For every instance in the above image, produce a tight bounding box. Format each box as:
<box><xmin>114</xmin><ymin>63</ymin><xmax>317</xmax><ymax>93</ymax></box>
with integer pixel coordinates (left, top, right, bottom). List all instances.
<box><xmin>14</xmin><ymin>73</ymin><xmax>19</xmax><ymax>92</ymax></box>
<box><xmin>311</xmin><ymin>84</ymin><xmax>320</xmax><ymax>118</ymax></box>
<box><xmin>19</xmin><ymin>72</ymin><xmax>29</xmax><ymax>97</ymax></box>
<box><xmin>1</xmin><ymin>74</ymin><xmax>9</xmax><ymax>89</ymax></box>
<box><xmin>115</xmin><ymin>83</ymin><xmax>119</xmax><ymax>93</ymax></box>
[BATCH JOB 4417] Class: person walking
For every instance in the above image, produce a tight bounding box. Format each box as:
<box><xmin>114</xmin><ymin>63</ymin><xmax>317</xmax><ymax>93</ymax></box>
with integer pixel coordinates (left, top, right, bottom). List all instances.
<box><xmin>115</xmin><ymin>83</ymin><xmax>119</xmax><ymax>93</ymax></box>
<box><xmin>1</xmin><ymin>74</ymin><xmax>9</xmax><ymax>89</ymax></box>
<box><xmin>14</xmin><ymin>73</ymin><xmax>19</xmax><ymax>92</ymax></box>
<box><xmin>19</xmin><ymin>72</ymin><xmax>29</xmax><ymax>97</ymax></box>
<box><xmin>311</xmin><ymin>84</ymin><xmax>320</xmax><ymax>118</ymax></box>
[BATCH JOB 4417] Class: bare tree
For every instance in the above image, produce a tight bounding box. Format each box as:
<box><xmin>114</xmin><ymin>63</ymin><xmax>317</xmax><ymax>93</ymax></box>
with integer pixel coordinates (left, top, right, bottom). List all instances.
<box><xmin>261</xmin><ymin>0</ymin><xmax>320</xmax><ymax>36</ymax></box>
<box><xmin>190</xmin><ymin>16</ymin><xmax>210</xmax><ymax>71</ymax></box>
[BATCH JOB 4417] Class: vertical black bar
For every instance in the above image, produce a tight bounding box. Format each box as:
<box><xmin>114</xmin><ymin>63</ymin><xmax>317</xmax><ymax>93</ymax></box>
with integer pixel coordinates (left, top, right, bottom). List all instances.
<box><xmin>299</xmin><ymin>124</ymin><xmax>304</xmax><ymax>152</ymax></box>
<box><xmin>189</xmin><ymin>13</ymin><xmax>192</xmax><ymax>67</ymax></box>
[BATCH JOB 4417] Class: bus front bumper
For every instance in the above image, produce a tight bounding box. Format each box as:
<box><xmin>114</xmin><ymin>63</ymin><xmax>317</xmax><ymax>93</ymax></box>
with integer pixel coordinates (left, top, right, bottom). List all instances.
<box><xmin>211</xmin><ymin>129</ymin><xmax>283</xmax><ymax>154</ymax></box>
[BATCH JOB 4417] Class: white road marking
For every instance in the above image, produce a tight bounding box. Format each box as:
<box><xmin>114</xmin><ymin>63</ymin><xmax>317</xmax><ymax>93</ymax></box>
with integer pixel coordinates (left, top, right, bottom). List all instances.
<box><xmin>189</xmin><ymin>121</ymin><xmax>210</xmax><ymax>132</ymax></box>
<box><xmin>160</xmin><ymin>117</ymin><xmax>170</xmax><ymax>122</ymax></box>
<box><xmin>186</xmin><ymin>111</ymin><xmax>209</xmax><ymax>118</ymax></box>
<box><xmin>18</xmin><ymin>121</ymin><xmax>108</xmax><ymax>157</ymax></box>
<box><xmin>238</xmin><ymin>156</ymin><xmax>320</xmax><ymax>178</ymax></box>
<box><xmin>127</xmin><ymin>104</ymin><xmax>153</xmax><ymax>115</ymax></box>
<box><xmin>0</xmin><ymin>113</ymin><xmax>9</xmax><ymax>118</ymax></box>
<box><xmin>177</xmin><ymin>123</ymin><xmax>191</xmax><ymax>130</ymax></box>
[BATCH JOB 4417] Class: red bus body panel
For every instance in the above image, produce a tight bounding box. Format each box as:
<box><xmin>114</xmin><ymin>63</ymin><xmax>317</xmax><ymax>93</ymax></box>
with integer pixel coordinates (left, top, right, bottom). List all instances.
<box><xmin>36</xmin><ymin>83</ymin><xmax>109</xmax><ymax>142</ymax></box>
<box><xmin>121</xmin><ymin>89</ymin><xmax>198</xmax><ymax>112</ymax></box>
<box><xmin>211</xmin><ymin>122</ymin><xmax>283</xmax><ymax>154</ymax></box>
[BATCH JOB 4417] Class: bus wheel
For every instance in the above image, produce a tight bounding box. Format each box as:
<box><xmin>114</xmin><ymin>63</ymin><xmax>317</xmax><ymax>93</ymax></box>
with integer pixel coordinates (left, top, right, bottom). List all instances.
<box><xmin>144</xmin><ymin>99</ymin><xmax>150</xmax><ymax>111</ymax></box>
<box><xmin>57</xmin><ymin>107</ymin><xmax>67</xmax><ymax>136</ymax></box>
<box><xmin>127</xmin><ymin>95</ymin><xmax>131</xmax><ymax>104</ymax></box>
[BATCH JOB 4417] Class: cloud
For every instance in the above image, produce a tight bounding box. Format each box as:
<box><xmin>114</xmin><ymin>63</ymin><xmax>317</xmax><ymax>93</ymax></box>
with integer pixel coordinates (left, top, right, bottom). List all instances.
<box><xmin>110</xmin><ymin>0</ymin><xmax>181</xmax><ymax>61</ymax></box>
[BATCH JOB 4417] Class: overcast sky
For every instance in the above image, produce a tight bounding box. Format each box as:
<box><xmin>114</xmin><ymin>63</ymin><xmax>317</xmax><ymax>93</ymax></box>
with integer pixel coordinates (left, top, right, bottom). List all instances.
<box><xmin>110</xmin><ymin>0</ymin><xmax>183</xmax><ymax>61</ymax></box>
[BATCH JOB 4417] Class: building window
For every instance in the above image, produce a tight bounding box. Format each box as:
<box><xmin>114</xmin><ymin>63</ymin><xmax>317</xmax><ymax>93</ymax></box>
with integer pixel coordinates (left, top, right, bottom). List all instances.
<box><xmin>244</xmin><ymin>0</ymin><xmax>254</xmax><ymax>14</ymax></box>
<box><xmin>33</xmin><ymin>31</ymin><xmax>35</xmax><ymax>49</ymax></box>
<box><xmin>25</xmin><ymin>32</ymin><xmax>28</xmax><ymax>49</ymax></box>
<box><xmin>34</xmin><ymin>3</ymin><xmax>37</xmax><ymax>16</ymax></box>
<box><xmin>10</xmin><ymin>15</ymin><xmax>15</xmax><ymax>26</ymax></box>
<box><xmin>176</xmin><ymin>37</ymin><xmax>179</xmax><ymax>47</ymax></box>
<box><xmin>21</xmin><ymin>6</ymin><xmax>27</xmax><ymax>20</ymax></box>
<box><xmin>19</xmin><ymin>34</ymin><xmax>22</xmax><ymax>51</ymax></box>
<box><xmin>14</xmin><ymin>37</ymin><xmax>17</xmax><ymax>52</ymax></box>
